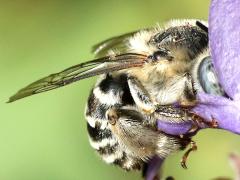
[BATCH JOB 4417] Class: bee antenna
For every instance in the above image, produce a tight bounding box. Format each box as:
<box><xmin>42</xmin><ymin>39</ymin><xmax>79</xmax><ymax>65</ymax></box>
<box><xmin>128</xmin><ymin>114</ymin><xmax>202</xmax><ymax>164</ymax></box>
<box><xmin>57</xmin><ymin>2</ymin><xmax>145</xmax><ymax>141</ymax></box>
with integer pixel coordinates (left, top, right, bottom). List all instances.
<box><xmin>196</xmin><ymin>21</ymin><xmax>208</xmax><ymax>33</ymax></box>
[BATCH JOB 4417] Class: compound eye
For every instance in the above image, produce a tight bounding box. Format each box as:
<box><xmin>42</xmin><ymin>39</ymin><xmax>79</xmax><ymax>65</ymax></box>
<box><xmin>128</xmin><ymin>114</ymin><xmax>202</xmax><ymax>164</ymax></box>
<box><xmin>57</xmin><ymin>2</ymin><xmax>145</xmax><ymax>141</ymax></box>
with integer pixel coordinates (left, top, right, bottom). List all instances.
<box><xmin>198</xmin><ymin>56</ymin><xmax>225</xmax><ymax>95</ymax></box>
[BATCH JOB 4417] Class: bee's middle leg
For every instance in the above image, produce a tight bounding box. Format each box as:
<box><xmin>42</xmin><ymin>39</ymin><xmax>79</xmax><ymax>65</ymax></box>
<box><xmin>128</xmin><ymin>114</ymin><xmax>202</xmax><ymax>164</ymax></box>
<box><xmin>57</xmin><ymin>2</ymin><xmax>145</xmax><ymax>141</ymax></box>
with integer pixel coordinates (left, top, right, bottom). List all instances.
<box><xmin>127</xmin><ymin>76</ymin><xmax>155</xmax><ymax>114</ymax></box>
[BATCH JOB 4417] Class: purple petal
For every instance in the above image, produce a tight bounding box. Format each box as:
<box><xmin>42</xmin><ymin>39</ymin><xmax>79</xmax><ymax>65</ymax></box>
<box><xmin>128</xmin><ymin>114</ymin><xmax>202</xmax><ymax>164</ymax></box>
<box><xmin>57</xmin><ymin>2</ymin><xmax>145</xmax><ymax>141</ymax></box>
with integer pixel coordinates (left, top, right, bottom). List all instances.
<box><xmin>193</xmin><ymin>93</ymin><xmax>240</xmax><ymax>134</ymax></box>
<box><xmin>151</xmin><ymin>1</ymin><xmax>240</xmax><ymax>177</ymax></box>
<box><xmin>145</xmin><ymin>156</ymin><xmax>164</xmax><ymax>180</ymax></box>
<box><xmin>158</xmin><ymin>93</ymin><xmax>240</xmax><ymax>135</ymax></box>
<box><xmin>153</xmin><ymin>2</ymin><xmax>240</xmax><ymax>179</ymax></box>
<box><xmin>157</xmin><ymin>119</ymin><xmax>193</xmax><ymax>135</ymax></box>
<box><xmin>209</xmin><ymin>0</ymin><xmax>240</xmax><ymax>100</ymax></box>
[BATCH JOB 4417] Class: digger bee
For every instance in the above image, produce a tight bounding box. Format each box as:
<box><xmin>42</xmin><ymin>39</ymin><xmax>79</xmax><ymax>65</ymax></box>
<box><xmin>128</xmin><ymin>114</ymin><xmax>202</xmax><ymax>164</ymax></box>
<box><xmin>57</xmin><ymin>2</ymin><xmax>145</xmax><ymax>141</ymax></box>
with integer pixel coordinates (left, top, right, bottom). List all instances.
<box><xmin>8</xmin><ymin>19</ymin><xmax>223</xmax><ymax>177</ymax></box>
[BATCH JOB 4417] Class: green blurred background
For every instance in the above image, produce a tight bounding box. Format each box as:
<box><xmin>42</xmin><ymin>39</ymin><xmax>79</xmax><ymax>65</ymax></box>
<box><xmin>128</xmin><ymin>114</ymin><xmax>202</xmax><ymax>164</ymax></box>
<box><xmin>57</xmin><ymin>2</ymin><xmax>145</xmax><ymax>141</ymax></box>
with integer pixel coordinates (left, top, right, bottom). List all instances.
<box><xmin>1</xmin><ymin>0</ymin><xmax>240</xmax><ymax>179</ymax></box>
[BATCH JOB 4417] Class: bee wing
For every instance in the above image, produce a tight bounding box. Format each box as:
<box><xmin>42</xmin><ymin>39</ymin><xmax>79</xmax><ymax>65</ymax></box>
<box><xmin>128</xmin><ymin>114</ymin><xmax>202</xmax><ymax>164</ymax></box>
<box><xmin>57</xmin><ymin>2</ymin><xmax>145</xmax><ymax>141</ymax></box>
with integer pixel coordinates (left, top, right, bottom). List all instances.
<box><xmin>92</xmin><ymin>30</ymin><xmax>141</xmax><ymax>57</ymax></box>
<box><xmin>8</xmin><ymin>53</ymin><xmax>147</xmax><ymax>103</ymax></box>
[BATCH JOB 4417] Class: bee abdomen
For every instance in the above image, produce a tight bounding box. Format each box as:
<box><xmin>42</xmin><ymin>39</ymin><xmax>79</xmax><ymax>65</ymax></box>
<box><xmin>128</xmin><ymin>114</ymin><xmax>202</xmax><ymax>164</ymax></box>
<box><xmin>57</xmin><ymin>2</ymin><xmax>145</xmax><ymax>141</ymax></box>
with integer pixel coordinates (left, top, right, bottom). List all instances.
<box><xmin>87</xmin><ymin>121</ymin><xmax>122</xmax><ymax>162</ymax></box>
<box><xmin>85</xmin><ymin>74</ymin><xmax>145</xmax><ymax>170</ymax></box>
<box><xmin>85</xmin><ymin>77</ymin><xmax>125</xmax><ymax>165</ymax></box>
<box><xmin>85</xmin><ymin>89</ymin><xmax>109</xmax><ymax>129</ymax></box>
<box><xmin>87</xmin><ymin>122</ymin><xmax>112</xmax><ymax>142</ymax></box>
<box><xmin>87</xmin><ymin>121</ymin><xmax>140</xmax><ymax>169</ymax></box>
<box><xmin>113</xmin><ymin>153</ymin><xmax>142</xmax><ymax>171</ymax></box>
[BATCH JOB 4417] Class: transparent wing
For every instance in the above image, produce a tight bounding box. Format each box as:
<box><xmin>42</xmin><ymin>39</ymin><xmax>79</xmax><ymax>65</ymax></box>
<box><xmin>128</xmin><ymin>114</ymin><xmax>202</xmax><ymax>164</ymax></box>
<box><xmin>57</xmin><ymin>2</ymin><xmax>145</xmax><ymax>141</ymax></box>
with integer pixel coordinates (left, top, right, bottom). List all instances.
<box><xmin>8</xmin><ymin>53</ymin><xmax>147</xmax><ymax>103</ymax></box>
<box><xmin>92</xmin><ymin>30</ymin><xmax>140</xmax><ymax>57</ymax></box>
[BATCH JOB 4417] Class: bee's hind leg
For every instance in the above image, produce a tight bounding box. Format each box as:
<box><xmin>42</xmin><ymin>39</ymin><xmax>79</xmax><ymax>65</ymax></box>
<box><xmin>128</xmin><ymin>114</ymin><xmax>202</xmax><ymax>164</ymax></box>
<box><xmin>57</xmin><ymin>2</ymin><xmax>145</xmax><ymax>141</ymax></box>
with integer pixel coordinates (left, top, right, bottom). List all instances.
<box><xmin>180</xmin><ymin>140</ymin><xmax>197</xmax><ymax>169</ymax></box>
<box><xmin>105</xmin><ymin>107</ymin><xmax>163</xmax><ymax>168</ymax></box>
<box><xmin>127</xmin><ymin>76</ymin><xmax>155</xmax><ymax>114</ymax></box>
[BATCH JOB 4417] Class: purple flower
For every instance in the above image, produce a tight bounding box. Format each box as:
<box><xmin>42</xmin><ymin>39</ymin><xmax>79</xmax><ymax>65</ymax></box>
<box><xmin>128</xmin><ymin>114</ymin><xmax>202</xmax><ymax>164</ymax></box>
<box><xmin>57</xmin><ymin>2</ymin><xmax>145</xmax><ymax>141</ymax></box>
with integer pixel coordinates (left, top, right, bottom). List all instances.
<box><xmin>144</xmin><ymin>156</ymin><xmax>164</xmax><ymax>180</ymax></box>
<box><xmin>194</xmin><ymin>0</ymin><xmax>240</xmax><ymax>134</ymax></box>
<box><xmin>146</xmin><ymin>0</ymin><xmax>240</xmax><ymax>179</ymax></box>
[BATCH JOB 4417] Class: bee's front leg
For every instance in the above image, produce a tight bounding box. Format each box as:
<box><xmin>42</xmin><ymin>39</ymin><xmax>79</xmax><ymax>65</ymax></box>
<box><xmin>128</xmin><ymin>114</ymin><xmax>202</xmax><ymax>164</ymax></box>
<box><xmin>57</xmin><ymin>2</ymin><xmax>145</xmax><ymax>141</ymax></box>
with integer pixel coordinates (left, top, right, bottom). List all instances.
<box><xmin>188</xmin><ymin>112</ymin><xmax>218</xmax><ymax>130</ymax></box>
<box><xmin>128</xmin><ymin>74</ymin><xmax>197</xmax><ymax>114</ymax></box>
<box><xmin>179</xmin><ymin>73</ymin><xmax>197</xmax><ymax>107</ymax></box>
<box><xmin>176</xmin><ymin>73</ymin><xmax>219</xmax><ymax>131</ymax></box>
<box><xmin>127</xmin><ymin>76</ymin><xmax>155</xmax><ymax>114</ymax></box>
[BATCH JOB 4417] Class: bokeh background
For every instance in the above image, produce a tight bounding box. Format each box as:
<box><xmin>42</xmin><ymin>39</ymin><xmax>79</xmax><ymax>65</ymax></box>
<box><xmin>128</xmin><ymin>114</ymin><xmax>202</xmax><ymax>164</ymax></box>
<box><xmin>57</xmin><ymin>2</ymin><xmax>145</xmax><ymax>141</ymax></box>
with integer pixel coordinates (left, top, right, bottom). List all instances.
<box><xmin>1</xmin><ymin>0</ymin><xmax>240</xmax><ymax>179</ymax></box>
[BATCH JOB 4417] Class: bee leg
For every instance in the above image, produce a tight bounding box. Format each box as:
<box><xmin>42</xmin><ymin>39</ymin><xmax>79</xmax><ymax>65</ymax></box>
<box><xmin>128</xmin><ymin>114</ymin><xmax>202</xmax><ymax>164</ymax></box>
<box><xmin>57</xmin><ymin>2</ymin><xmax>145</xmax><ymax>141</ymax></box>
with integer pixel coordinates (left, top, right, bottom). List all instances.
<box><xmin>189</xmin><ymin>112</ymin><xmax>218</xmax><ymax>129</ymax></box>
<box><xmin>183</xmin><ymin>111</ymin><xmax>218</xmax><ymax>135</ymax></box>
<box><xmin>106</xmin><ymin>107</ymin><xmax>156</xmax><ymax>164</ymax></box>
<box><xmin>181</xmin><ymin>140</ymin><xmax>197</xmax><ymax>169</ymax></box>
<box><xmin>179</xmin><ymin>73</ymin><xmax>197</xmax><ymax>107</ymax></box>
<box><xmin>154</xmin><ymin>104</ymin><xmax>188</xmax><ymax>122</ymax></box>
<box><xmin>127</xmin><ymin>76</ymin><xmax>155</xmax><ymax>114</ymax></box>
<box><xmin>106</xmin><ymin>108</ymin><xmax>118</xmax><ymax>126</ymax></box>
<box><xmin>106</xmin><ymin>107</ymin><xmax>181</xmax><ymax>164</ymax></box>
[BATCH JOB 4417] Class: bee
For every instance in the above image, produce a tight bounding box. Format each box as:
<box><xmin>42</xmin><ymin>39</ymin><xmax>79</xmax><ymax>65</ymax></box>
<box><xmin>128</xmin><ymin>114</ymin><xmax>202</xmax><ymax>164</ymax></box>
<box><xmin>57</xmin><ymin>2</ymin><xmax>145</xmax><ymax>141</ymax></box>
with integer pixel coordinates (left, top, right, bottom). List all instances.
<box><xmin>8</xmin><ymin>19</ymin><xmax>221</xmax><ymax>177</ymax></box>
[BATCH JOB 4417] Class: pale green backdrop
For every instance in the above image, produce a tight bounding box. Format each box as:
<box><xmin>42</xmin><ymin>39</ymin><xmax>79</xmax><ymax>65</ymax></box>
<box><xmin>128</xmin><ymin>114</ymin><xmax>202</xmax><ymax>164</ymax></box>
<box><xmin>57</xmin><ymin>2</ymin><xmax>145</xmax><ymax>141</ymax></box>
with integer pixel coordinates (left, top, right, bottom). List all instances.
<box><xmin>1</xmin><ymin>0</ymin><xmax>239</xmax><ymax>180</ymax></box>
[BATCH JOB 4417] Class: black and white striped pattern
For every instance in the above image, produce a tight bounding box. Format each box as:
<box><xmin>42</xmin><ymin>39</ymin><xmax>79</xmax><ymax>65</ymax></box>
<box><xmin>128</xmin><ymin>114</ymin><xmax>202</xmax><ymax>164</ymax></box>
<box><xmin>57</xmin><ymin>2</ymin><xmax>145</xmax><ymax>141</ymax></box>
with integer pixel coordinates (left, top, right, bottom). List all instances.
<box><xmin>85</xmin><ymin>74</ymin><xmax>142</xmax><ymax>170</ymax></box>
